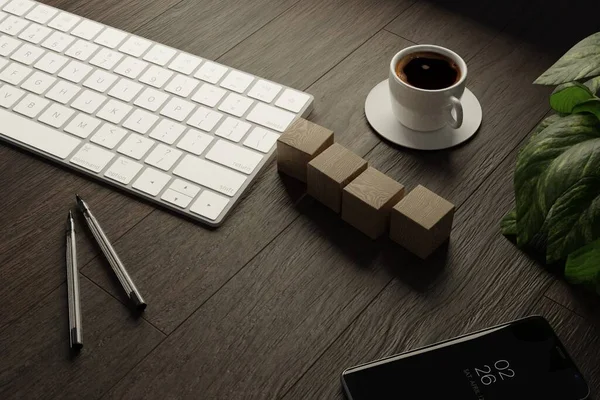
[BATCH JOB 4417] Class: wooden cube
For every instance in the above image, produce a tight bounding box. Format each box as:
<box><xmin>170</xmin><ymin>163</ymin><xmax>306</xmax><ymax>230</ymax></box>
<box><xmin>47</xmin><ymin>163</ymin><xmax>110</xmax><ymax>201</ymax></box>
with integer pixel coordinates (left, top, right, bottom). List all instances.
<box><xmin>307</xmin><ymin>143</ymin><xmax>368</xmax><ymax>213</ymax></box>
<box><xmin>342</xmin><ymin>168</ymin><xmax>405</xmax><ymax>239</ymax></box>
<box><xmin>276</xmin><ymin>118</ymin><xmax>334</xmax><ymax>182</ymax></box>
<box><xmin>390</xmin><ymin>185</ymin><xmax>455</xmax><ymax>259</ymax></box>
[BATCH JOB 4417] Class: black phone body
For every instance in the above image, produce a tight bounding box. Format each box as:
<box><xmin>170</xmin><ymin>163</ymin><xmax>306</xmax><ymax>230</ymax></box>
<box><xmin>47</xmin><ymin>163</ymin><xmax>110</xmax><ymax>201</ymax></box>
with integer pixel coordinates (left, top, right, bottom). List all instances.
<box><xmin>341</xmin><ymin>316</ymin><xmax>589</xmax><ymax>400</ymax></box>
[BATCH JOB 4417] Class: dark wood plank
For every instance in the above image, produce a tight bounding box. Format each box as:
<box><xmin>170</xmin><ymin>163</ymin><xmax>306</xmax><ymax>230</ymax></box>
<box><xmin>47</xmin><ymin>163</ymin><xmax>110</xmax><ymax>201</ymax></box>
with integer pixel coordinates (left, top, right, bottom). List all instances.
<box><xmin>80</xmin><ymin>7</ymin><xmax>417</xmax><ymax>334</ymax></box>
<box><xmin>546</xmin><ymin>280</ymin><xmax>600</xmax><ymax>320</ymax></box>
<box><xmin>282</xmin><ymin>149</ymin><xmax>555</xmax><ymax>400</ymax></box>
<box><xmin>132</xmin><ymin>0</ymin><xmax>300</xmax><ymax>61</ymax></box>
<box><xmin>0</xmin><ymin>276</ymin><xmax>164</xmax><ymax>400</ymax></box>
<box><xmin>0</xmin><ymin>146</ymin><xmax>154</xmax><ymax>331</ymax></box>
<box><xmin>217</xmin><ymin>0</ymin><xmax>416</xmax><ymax>89</ymax></box>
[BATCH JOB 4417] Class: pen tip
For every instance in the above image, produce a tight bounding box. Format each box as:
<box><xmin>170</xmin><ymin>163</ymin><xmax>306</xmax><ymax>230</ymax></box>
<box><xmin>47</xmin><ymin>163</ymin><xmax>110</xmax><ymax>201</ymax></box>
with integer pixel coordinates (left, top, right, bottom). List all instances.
<box><xmin>69</xmin><ymin>210</ymin><xmax>73</xmax><ymax>219</ymax></box>
<box><xmin>75</xmin><ymin>194</ymin><xmax>82</xmax><ymax>203</ymax></box>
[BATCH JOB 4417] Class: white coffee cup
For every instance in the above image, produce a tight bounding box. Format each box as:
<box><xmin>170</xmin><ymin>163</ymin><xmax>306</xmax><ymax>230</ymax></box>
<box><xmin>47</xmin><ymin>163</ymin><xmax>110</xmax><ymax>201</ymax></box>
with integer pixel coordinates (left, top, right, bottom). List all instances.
<box><xmin>389</xmin><ymin>45</ymin><xmax>467</xmax><ymax>132</ymax></box>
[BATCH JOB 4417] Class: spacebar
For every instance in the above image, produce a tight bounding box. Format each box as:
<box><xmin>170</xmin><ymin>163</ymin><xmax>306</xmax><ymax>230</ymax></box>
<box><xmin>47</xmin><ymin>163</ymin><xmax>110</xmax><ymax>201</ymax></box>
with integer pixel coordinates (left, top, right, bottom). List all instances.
<box><xmin>0</xmin><ymin>109</ymin><xmax>81</xmax><ymax>159</ymax></box>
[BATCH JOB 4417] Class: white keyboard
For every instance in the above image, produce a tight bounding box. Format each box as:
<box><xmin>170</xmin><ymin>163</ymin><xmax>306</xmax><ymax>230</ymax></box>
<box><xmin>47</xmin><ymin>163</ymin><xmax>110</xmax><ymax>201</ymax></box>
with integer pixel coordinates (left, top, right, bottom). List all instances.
<box><xmin>0</xmin><ymin>0</ymin><xmax>313</xmax><ymax>226</ymax></box>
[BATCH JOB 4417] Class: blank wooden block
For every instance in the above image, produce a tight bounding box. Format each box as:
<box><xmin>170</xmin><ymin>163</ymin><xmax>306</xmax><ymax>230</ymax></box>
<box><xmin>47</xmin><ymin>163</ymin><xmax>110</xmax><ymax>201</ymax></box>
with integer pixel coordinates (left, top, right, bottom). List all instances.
<box><xmin>390</xmin><ymin>185</ymin><xmax>455</xmax><ymax>259</ymax></box>
<box><xmin>307</xmin><ymin>143</ymin><xmax>368</xmax><ymax>213</ymax></box>
<box><xmin>276</xmin><ymin>118</ymin><xmax>334</xmax><ymax>182</ymax></box>
<box><xmin>342</xmin><ymin>168</ymin><xmax>405</xmax><ymax>239</ymax></box>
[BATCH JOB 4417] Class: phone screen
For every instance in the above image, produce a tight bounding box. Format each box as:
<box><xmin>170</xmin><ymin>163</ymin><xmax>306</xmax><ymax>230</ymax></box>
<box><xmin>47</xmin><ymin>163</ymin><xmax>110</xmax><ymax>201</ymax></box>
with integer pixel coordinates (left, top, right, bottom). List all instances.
<box><xmin>342</xmin><ymin>317</ymin><xmax>589</xmax><ymax>400</ymax></box>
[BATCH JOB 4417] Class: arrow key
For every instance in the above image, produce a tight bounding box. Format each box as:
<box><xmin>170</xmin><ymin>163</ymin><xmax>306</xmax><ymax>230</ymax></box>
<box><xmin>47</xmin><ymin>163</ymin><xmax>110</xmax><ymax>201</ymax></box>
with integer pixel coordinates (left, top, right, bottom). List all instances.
<box><xmin>169</xmin><ymin>178</ymin><xmax>200</xmax><ymax>198</ymax></box>
<box><xmin>190</xmin><ymin>190</ymin><xmax>229</xmax><ymax>221</ymax></box>
<box><xmin>132</xmin><ymin>167</ymin><xmax>171</xmax><ymax>196</ymax></box>
<box><xmin>161</xmin><ymin>188</ymin><xmax>193</xmax><ymax>208</ymax></box>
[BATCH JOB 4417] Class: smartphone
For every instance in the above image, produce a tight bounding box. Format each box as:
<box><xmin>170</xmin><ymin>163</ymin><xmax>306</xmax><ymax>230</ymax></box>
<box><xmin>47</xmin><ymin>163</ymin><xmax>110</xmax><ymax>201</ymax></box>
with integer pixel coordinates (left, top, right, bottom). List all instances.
<box><xmin>341</xmin><ymin>316</ymin><xmax>589</xmax><ymax>400</ymax></box>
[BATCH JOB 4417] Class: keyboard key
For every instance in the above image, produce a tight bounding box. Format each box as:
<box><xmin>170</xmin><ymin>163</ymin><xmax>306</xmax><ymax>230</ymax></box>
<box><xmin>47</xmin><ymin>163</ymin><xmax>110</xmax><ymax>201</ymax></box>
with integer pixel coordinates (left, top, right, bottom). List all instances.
<box><xmin>247</xmin><ymin>79</ymin><xmax>281</xmax><ymax>103</ymax></box>
<box><xmin>117</xmin><ymin>133</ymin><xmax>154</xmax><ymax>160</ymax></box>
<box><xmin>34</xmin><ymin>51</ymin><xmax>67</xmax><ymax>73</ymax></box>
<box><xmin>118</xmin><ymin>35</ymin><xmax>151</xmax><ymax>57</ymax></box>
<box><xmin>114</xmin><ymin>56</ymin><xmax>148</xmax><ymax>79</ymax></box>
<box><xmin>123</xmin><ymin>108</ymin><xmax>158</xmax><ymax>134</ymax></box>
<box><xmin>165</xmin><ymin>74</ymin><xmax>198</xmax><ymax>97</ymax></box>
<box><xmin>0</xmin><ymin>56</ymin><xmax>6</xmax><ymax>69</ymax></box>
<box><xmin>0</xmin><ymin>34</ymin><xmax>21</xmax><ymax>56</ymax></box>
<box><xmin>176</xmin><ymin>129</ymin><xmax>212</xmax><ymax>155</ymax></box>
<box><xmin>190</xmin><ymin>190</ymin><xmax>229</xmax><ymax>220</ymax></box>
<box><xmin>246</xmin><ymin>102</ymin><xmax>295</xmax><ymax>132</ymax></box>
<box><xmin>143</xmin><ymin>44</ymin><xmax>176</xmax><ymax>66</ymax></box>
<box><xmin>10</xmin><ymin>42</ymin><xmax>43</xmax><ymax>64</ymax></box>
<box><xmin>41</xmin><ymin>30</ymin><xmax>74</xmax><ymax>52</ymax></box>
<box><xmin>108</xmin><ymin>78</ymin><xmax>142</xmax><ymax>102</ymax></box>
<box><xmin>194</xmin><ymin>60</ymin><xmax>227</xmax><ymax>84</ymax></box>
<box><xmin>134</xmin><ymin>87</ymin><xmax>168</xmax><ymax>112</ymax></box>
<box><xmin>65</xmin><ymin>113</ymin><xmax>101</xmax><ymax>138</ymax></box>
<box><xmin>58</xmin><ymin>60</ymin><xmax>92</xmax><ymax>83</ymax></box>
<box><xmin>161</xmin><ymin>188</ymin><xmax>193</xmax><ymax>209</ymax></box>
<box><xmin>0</xmin><ymin>83</ymin><xmax>24</xmax><ymax>107</ymax></box>
<box><xmin>191</xmin><ymin>83</ymin><xmax>226</xmax><ymax>107</ymax></box>
<box><xmin>38</xmin><ymin>102</ymin><xmax>74</xmax><ymax>128</ymax></box>
<box><xmin>169</xmin><ymin>178</ymin><xmax>200</xmax><ymax>198</ymax></box>
<box><xmin>174</xmin><ymin>155</ymin><xmax>246</xmax><ymax>197</ymax></box>
<box><xmin>160</xmin><ymin>97</ymin><xmax>195</xmax><ymax>122</ymax></box>
<box><xmin>17</xmin><ymin>23</ymin><xmax>50</xmax><ymax>44</ymax></box>
<box><xmin>25</xmin><ymin>4</ymin><xmax>57</xmax><ymax>24</ymax></box>
<box><xmin>205</xmin><ymin>139</ymin><xmax>262</xmax><ymax>174</ymax></box>
<box><xmin>105</xmin><ymin>156</ymin><xmax>143</xmax><ymax>184</ymax></box>
<box><xmin>0</xmin><ymin>15</ymin><xmax>29</xmax><ymax>35</ymax></box>
<box><xmin>132</xmin><ymin>167</ymin><xmax>170</xmax><ymax>196</ymax></box>
<box><xmin>243</xmin><ymin>127</ymin><xmax>278</xmax><ymax>153</ymax></box>
<box><xmin>94</xmin><ymin>27</ymin><xmax>126</xmax><ymax>49</ymax></box>
<box><xmin>0</xmin><ymin>11</ymin><xmax>6</xmax><ymax>21</ymax></box>
<box><xmin>96</xmin><ymin>98</ymin><xmax>131</xmax><ymax>124</ymax></box>
<box><xmin>48</xmin><ymin>11</ymin><xmax>79</xmax><ymax>32</ymax></box>
<box><xmin>70</xmin><ymin>143</ymin><xmax>114</xmax><ymax>172</ymax></box>
<box><xmin>187</xmin><ymin>106</ymin><xmax>222</xmax><ymax>132</ymax></box>
<box><xmin>13</xmin><ymin>92</ymin><xmax>47</xmax><ymax>117</ymax></box>
<box><xmin>65</xmin><ymin>39</ymin><xmax>98</xmax><ymax>61</ymax></box>
<box><xmin>149</xmin><ymin>120</ymin><xmax>185</xmax><ymax>145</ymax></box>
<box><xmin>168</xmin><ymin>53</ymin><xmax>201</xmax><ymax>75</ymax></box>
<box><xmin>71</xmin><ymin>89</ymin><xmax>106</xmax><ymax>114</ymax></box>
<box><xmin>144</xmin><ymin>143</ymin><xmax>182</xmax><ymax>171</ymax></box>
<box><xmin>0</xmin><ymin>108</ymin><xmax>80</xmax><ymax>158</ymax></box>
<box><xmin>45</xmin><ymin>80</ymin><xmax>80</xmax><ymax>103</ymax></box>
<box><xmin>275</xmin><ymin>88</ymin><xmax>311</xmax><ymax>113</ymax></box>
<box><xmin>21</xmin><ymin>71</ymin><xmax>55</xmax><ymax>94</ymax></box>
<box><xmin>139</xmin><ymin>65</ymin><xmax>172</xmax><ymax>88</ymax></box>
<box><xmin>0</xmin><ymin>62</ymin><xmax>31</xmax><ymax>84</ymax></box>
<box><xmin>214</xmin><ymin>117</ymin><xmax>251</xmax><ymax>142</ymax></box>
<box><xmin>220</xmin><ymin>70</ymin><xmax>253</xmax><ymax>93</ymax></box>
<box><xmin>90</xmin><ymin>123</ymin><xmax>127</xmax><ymax>148</ymax></box>
<box><xmin>89</xmin><ymin>47</ymin><xmax>122</xmax><ymax>70</ymax></box>
<box><xmin>218</xmin><ymin>92</ymin><xmax>253</xmax><ymax>117</ymax></box>
<box><xmin>83</xmin><ymin>69</ymin><xmax>118</xmax><ymax>92</ymax></box>
<box><xmin>3</xmin><ymin>0</ymin><xmax>34</xmax><ymax>16</ymax></box>
<box><xmin>71</xmin><ymin>19</ymin><xmax>102</xmax><ymax>40</ymax></box>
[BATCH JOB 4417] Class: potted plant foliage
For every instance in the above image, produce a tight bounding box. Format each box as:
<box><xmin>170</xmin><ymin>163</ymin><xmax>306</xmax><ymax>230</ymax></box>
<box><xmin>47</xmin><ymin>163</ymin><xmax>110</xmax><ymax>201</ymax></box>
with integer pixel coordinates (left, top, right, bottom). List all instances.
<box><xmin>501</xmin><ymin>32</ymin><xmax>600</xmax><ymax>294</ymax></box>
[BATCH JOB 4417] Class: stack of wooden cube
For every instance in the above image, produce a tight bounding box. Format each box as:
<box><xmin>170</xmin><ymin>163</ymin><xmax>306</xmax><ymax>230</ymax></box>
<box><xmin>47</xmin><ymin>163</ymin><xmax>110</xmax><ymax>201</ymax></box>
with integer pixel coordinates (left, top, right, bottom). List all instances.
<box><xmin>277</xmin><ymin>118</ymin><xmax>455</xmax><ymax>259</ymax></box>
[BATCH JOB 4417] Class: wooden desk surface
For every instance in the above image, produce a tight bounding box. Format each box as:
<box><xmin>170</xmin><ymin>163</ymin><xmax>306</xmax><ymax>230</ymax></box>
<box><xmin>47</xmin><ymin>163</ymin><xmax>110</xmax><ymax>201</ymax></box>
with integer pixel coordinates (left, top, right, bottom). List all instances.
<box><xmin>1</xmin><ymin>0</ymin><xmax>599</xmax><ymax>398</ymax></box>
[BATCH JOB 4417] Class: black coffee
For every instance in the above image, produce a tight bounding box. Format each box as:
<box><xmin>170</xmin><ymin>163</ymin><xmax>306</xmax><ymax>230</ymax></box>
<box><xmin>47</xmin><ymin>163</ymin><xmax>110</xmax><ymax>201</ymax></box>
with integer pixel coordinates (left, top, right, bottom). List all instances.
<box><xmin>396</xmin><ymin>52</ymin><xmax>461</xmax><ymax>90</ymax></box>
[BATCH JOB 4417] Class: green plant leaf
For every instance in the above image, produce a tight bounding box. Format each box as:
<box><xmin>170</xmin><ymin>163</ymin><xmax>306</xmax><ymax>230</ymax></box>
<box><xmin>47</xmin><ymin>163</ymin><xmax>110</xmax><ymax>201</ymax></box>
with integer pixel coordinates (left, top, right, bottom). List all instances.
<box><xmin>572</xmin><ymin>98</ymin><xmax>600</xmax><ymax>120</ymax></box>
<box><xmin>565</xmin><ymin>239</ymin><xmax>600</xmax><ymax>285</ymax></box>
<box><xmin>534</xmin><ymin>32</ymin><xmax>600</xmax><ymax>85</ymax></box>
<box><xmin>515</xmin><ymin>114</ymin><xmax>600</xmax><ymax>248</ymax></box>
<box><xmin>584</xmin><ymin>76</ymin><xmax>600</xmax><ymax>95</ymax></box>
<box><xmin>549</xmin><ymin>82</ymin><xmax>593</xmax><ymax>113</ymax></box>
<box><xmin>540</xmin><ymin>139</ymin><xmax>600</xmax><ymax>263</ymax></box>
<box><xmin>501</xmin><ymin>209</ymin><xmax>517</xmax><ymax>236</ymax></box>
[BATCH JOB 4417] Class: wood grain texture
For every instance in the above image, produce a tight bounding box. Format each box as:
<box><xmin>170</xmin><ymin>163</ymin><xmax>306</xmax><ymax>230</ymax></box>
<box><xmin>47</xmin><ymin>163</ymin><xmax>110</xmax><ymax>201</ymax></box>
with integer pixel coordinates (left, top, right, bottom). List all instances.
<box><xmin>390</xmin><ymin>185</ymin><xmax>454</xmax><ymax>259</ymax></box>
<box><xmin>307</xmin><ymin>143</ymin><xmax>368</xmax><ymax>213</ymax></box>
<box><xmin>0</xmin><ymin>276</ymin><xmax>164</xmax><ymax>400</ymax></box>
<box><xmin>277</xmin><ymin>118</ymin><xmax>334</xmax><ymax>182</ymax></box>
<box><xmin>341</xmin><ymin>167</ymin><xmax>404</xmax><ymax>239</ymax></box>
<box><xmin>545</xmin><ymin>279</ymin><xmax>600</xmax><ymax>319</ymax></box>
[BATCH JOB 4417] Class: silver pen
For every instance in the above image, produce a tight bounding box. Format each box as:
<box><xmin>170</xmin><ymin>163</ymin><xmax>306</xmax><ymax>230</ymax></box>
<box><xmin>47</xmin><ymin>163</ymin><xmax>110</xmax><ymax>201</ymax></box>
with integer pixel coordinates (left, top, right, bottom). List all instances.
<box><xmin>66</xmin><ymin>211</ymin><xmax>83</xmax><ymax>350</ymax></box>
<box><xmin>76</xmin><ymin>195</ymin><xmax>147</xmax><ymax>310</ymax></box>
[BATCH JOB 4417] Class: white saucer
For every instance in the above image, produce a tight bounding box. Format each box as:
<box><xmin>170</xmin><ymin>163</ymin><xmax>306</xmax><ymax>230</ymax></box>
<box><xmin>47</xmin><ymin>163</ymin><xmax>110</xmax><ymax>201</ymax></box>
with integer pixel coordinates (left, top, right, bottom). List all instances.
<box><xmin>365</xmin><ymin>80</ymin><xmax>482</xmax><ymax>150</ymax></box>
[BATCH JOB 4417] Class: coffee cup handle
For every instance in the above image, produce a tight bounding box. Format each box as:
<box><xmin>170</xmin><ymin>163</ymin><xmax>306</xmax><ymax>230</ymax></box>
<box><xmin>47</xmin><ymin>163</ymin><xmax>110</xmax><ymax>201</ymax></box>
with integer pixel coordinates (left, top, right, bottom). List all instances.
<box><xmin>447</xmin><ymin>96</ymin><xmax>463</xmax><ymax>129</ymax></box>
